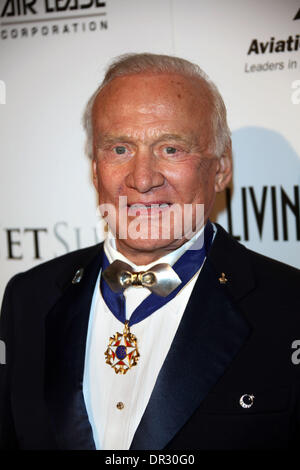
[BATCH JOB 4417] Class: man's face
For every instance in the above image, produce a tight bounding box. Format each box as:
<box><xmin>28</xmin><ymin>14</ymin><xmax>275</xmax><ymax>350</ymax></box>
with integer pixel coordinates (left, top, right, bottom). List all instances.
<box><xmin>92</xmin><ymin>73</ymin><xmax>231</xmax><ymax>262</ymax></box>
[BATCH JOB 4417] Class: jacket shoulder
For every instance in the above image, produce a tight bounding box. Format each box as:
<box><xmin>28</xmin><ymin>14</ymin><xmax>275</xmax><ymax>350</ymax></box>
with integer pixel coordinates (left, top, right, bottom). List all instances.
<box><xmin>8</xmin><ymin>243</ymin><xmax>103</xmax><ymax>289</ymax></box>
<box><xmin>213</xmin><ymin>223</ymin><xmax>299</xmax><ymax>275</ymax></box>
<box><xmin>246</xmin><ymin>247</ymin><xmax>299</xmax><ymax>283</ymax></box>
<box><xmin>211</xmin><ymin>223</ymin><xmax>299</xmax><ymax>300</ymax></box>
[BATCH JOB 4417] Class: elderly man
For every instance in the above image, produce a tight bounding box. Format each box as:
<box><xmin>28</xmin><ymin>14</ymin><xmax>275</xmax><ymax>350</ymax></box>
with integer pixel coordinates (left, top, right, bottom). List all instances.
<box><xmin>0</xmin><ymin>53</ymin><xmax>299</xmax><ymax>450</ymax></box>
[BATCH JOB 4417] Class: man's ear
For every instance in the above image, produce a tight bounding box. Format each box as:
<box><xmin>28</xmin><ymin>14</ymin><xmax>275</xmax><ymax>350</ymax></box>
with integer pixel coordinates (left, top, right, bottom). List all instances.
<box><xmin>92</xmin><ymin>159</ymin><xmax>99</xmax><ymax>192</ymax></box>
<box><xmin>214</xmin><ymin>139</ymin><xmax>232</xmax><ymax>193</ymax></box>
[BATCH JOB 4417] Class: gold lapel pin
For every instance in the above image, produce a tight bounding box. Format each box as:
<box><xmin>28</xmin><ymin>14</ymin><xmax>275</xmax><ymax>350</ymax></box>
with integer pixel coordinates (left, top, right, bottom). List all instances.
<box><xmin>218</xmin><ymin>272</ymin><xmax>228</xmax><ymax>284</ymax></box>
<box><xmin>72</xmin><ymin>268</ymin><xmax>84</xmax><ymax>284</ymax></box>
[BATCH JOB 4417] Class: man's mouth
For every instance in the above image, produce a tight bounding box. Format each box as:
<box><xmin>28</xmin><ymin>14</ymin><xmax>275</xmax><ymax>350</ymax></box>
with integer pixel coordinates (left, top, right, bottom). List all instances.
<box><xmin>127</xmin><ymin>202</ymin><xmax>172</xmax><ymax>215</ymax></box>
<box><xmin>128</xmin><ymin>202</ymin><xmax>170</xmax><ymax>209</ymax></box>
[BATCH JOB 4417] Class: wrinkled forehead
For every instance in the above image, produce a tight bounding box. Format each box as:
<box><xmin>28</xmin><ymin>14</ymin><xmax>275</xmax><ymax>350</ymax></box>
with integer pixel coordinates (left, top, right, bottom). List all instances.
<box><xmin>92</xmin><ymin>72</ymin><xmax>214</xmax><ymax>125</ymax></box>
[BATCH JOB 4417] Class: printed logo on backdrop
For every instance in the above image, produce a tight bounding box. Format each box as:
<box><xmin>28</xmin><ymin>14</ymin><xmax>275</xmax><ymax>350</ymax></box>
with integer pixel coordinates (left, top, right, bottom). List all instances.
<box><xmin>213</xmin><ymin>127</ymin><xmax>300</xmax><ymax>271</ymax></box>
<box><xmin>0</xmin><ymin>0</ymin><xmax>107</xmax><ymax>40</ymax></box>
<box><xmin>1</xmin><ymin>223</ymin><xmax>101</xmax><ymax>260</ymax></box>
<box><xmin>244</xmin><ymin>9</ymin><xmax>300</xmax><ymax>73</ymax></box>
<box><xmin>225</xmin><ymin>185</ymin><xmax>300</xmax><ymax>243</ymax></box>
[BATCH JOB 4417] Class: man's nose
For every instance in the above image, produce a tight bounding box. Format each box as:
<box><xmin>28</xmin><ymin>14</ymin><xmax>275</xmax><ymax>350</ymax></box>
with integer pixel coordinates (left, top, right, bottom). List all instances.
<box><xmin>125</xmin><ymin>149</ymin><xmax>165</xmax><ymax>193</ymax></box>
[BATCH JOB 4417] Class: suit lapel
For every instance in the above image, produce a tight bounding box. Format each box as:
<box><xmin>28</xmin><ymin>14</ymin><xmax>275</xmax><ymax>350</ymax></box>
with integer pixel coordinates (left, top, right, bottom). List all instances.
<box><xmin>131</xmin><ymin>227</ymin><xmax>254</xmax><ymax>450</ymax></box>
<box><xmin>44</xmin><ymin>247</ymin><xmax>103</xmax><ymax>450</ymax></box>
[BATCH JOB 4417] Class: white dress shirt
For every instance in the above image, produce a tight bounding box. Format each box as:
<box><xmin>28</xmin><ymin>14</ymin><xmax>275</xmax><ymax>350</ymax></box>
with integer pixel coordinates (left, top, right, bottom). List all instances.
<box><xmin>83</xmin><ymin>225</ymin><xmax>215</xmax><ymax>450</ymax></box>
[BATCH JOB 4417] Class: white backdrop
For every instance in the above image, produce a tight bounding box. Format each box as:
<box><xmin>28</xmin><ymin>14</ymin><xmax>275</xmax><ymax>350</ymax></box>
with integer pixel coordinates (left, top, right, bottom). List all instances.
<box><xmin>0</xmin><ymin>0</ymin><xmax>299</xmax><ymax>302</ymax></box>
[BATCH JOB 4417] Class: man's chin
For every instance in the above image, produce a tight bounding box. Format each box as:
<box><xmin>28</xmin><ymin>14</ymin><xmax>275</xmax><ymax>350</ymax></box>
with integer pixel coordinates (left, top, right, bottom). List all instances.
<box><xmin>116</xmin><ymin>236</ymin><xmax>186</xmax><ymax>258</ymax></box>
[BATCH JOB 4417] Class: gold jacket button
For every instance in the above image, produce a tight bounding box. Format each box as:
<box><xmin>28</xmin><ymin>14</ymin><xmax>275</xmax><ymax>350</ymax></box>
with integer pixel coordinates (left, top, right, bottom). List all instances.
<box><xmin>116</xmin><ymin>402</ymin><xmax>124</xmax><ymax>410</ymax></box>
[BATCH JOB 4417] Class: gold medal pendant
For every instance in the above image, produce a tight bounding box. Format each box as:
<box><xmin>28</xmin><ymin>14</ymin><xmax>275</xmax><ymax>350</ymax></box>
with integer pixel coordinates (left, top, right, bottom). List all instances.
<box><xmin>105</xmin><ymin>321</ymin><xmax>140</xmax><ymax>374</ymax></box>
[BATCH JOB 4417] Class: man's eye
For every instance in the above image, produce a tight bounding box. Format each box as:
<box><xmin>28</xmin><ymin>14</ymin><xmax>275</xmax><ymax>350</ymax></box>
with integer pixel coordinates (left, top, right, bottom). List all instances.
<box><xmin>164</xmin><ymin>146</ymin><xmax>177</xmax><ymax>154</ymax></box>
<box><xmin>113</xmin><ymin>146</ymin><xmax>127</xmax><ymax>155</ymax></box>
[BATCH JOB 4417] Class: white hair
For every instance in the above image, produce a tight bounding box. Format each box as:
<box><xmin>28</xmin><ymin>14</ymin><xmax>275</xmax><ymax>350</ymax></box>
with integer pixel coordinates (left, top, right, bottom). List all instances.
<box><xmin>83</xmin><ymin>53</ymin><xmax>231</xmax><ymax>159</ymax></box>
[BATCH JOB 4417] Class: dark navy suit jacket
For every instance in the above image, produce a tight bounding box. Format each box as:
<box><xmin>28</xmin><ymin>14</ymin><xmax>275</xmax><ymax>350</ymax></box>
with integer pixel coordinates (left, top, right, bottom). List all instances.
<box><xmin>0</xmin><ymin>224</ymin><xmax>299</xmax><ymax>450</ymax></box>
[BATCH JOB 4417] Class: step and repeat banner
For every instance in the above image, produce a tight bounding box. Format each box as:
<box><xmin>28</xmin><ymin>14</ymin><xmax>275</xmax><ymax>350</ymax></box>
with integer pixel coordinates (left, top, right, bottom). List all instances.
<box><xmin>0</xmin><ymin>0</ymin><xmax>299</xmax><ymax>301</ymax></box>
